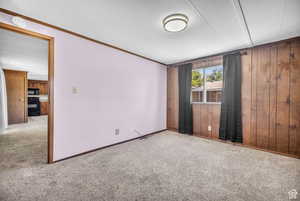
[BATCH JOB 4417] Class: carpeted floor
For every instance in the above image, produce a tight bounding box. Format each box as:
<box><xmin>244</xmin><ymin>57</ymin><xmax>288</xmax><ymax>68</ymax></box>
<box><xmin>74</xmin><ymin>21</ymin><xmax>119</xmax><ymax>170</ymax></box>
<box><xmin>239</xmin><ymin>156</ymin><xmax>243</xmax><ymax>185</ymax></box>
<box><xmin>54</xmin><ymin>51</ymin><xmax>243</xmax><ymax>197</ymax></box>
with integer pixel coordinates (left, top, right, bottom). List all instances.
<box><xmin>0</xmin><ymin>123</ymin><xmax>299</xmax><ymax>201</ymax></box>
<box><xmin>0</xmin><ymin>116</ymin><xmax>47</xmax><ymax>170</ymax></box>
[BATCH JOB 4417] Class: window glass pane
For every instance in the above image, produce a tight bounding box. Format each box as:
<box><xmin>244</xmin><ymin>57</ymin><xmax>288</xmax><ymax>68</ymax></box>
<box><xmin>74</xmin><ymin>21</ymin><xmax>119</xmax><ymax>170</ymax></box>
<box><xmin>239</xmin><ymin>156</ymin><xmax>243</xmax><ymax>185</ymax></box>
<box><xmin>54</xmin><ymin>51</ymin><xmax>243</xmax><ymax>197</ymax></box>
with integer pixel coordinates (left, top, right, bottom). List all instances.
<box><xmin>192</xmin><ymin>68</ymin><xmax>204</xmax><ymax>102</ymax></box>
<box><xmin>205</xmin><ymin>65</ymin><xmax>223</xmax><ymax>102</ymax></box>
<box><xmin>192</xmin><ymin>68</ymin><xmax>204</xmax><ymax>88</ymax></box>
<box><xmin>205</xmin><ymin>65</ymin><xmax>223</xmax><ymax>86</ymax></box>
<box><xmin>192</xmin><ymin>91</ymin><xmax>203</xmax><ymax>102</ymax></box>
<box><xmin>207</xmin><ymin>90</ymin><xmax>222</xmax><ymax>102</ymax></box>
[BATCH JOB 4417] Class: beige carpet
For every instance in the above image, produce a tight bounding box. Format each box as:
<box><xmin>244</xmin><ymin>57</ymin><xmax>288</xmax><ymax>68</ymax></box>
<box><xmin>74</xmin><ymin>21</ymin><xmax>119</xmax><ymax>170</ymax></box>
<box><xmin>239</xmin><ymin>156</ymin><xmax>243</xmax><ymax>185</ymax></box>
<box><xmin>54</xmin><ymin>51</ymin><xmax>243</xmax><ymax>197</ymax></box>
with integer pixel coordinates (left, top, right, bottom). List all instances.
<box><xmin>0</xmin><ymin>116</ymin><xmax>47</xmax><ymax>170</ymax></box>
<box><xmin>0</xmin><ymin>128</ymin><xmax>299</xmax><ymax>201</ymax></box>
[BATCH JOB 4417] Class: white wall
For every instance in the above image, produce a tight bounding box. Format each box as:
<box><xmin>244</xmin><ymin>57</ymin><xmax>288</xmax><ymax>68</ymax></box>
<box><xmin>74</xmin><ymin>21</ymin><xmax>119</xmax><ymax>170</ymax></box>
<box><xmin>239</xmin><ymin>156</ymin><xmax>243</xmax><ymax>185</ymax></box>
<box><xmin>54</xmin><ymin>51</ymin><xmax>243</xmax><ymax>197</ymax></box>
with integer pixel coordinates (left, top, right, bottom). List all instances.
<box><xmin>0</xmin><ymin>12</ymin><xmax>167</xmax><ymax>161</ymax></box>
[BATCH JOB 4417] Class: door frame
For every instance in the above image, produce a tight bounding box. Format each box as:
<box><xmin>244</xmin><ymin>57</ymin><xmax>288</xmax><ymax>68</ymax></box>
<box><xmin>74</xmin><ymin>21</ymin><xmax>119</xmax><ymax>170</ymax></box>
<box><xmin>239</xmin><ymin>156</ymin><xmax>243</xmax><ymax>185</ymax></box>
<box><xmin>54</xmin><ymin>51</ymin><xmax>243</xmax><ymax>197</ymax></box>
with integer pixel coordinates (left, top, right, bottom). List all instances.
<box><xmin>0</xmin><ymin>22</ymin><xmax>54</xmax><ymax>163</ymax></box>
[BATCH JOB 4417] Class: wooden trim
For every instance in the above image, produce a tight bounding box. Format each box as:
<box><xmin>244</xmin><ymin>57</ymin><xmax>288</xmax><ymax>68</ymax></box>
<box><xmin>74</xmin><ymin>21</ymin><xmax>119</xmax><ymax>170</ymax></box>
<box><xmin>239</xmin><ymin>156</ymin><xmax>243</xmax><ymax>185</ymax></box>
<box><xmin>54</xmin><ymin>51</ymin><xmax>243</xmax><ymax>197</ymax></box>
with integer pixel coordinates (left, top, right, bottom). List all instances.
<box><xmin>2</xmin><ymin>8</ymin><xmax>298</xmax><ymax>67</ymax></box>
<box><xmin>48</xmin><ymin>38</ymin><xmax>54</xmax><ymax>163</ymax></box>
<box><xmin>170</xmin><ymin>36</ymin><xmax>300</xmax><ymax>66</ymax></box>
<box><xmin>0</xmin><ymin>22</ymin><xmax>55</xmax><ymax>163</ymax></box>
<box><xmin>171</xmin><ymin>130</ymin><xmax>300</xmax><ymax>159</ymax></box>
<box><xmin>53</xmin><ymin>129</ymin><xmax>167</xmax><ymax>163</ymax></box>
<box><xmin>0</xmin><ymin>8</ymin><xmax>166</xmax><ymax>66</ymax></box>
<box><xmin>0</xmin><ymin>22</ymin><xmax>52</xmax><ymax>40</ymax></box>
<box><xmin>24</xmin><ymin>72</ymin><xmax>28</xmax><ymax>123</ymax></box>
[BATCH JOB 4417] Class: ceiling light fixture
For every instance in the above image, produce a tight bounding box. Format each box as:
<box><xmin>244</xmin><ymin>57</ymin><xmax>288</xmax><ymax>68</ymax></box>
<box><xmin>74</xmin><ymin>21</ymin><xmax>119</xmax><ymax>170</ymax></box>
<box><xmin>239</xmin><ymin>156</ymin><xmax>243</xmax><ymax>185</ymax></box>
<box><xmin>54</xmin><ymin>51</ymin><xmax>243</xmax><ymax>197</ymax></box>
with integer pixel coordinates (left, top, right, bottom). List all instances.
<box><xmin>163</xmin><ymin>13</ymin><xmax>188</xmax><ymax>32</ymax></box>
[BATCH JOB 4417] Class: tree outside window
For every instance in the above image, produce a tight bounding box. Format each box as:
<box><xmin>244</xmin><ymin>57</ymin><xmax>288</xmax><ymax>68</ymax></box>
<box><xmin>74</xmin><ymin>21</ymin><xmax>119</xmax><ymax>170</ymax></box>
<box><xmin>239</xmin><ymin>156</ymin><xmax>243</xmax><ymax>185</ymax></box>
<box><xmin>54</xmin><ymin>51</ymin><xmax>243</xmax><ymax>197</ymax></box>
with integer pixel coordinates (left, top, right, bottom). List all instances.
<box><xmin>191</xmin><ymin>65</ymin><xmax>223</xmax><ymax>103</ymax></box>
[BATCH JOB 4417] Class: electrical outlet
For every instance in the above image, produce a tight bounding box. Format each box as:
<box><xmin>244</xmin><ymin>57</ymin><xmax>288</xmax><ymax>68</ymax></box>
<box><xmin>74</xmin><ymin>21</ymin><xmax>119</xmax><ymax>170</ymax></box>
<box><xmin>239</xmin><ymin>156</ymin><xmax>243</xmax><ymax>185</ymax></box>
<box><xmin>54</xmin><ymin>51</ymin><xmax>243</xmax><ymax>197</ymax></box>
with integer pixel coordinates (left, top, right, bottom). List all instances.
<box><xmin>208</xmin><ymin>125</ymin><xmax>212</xmax><ymax>131</ymax></box>
<box><xmin>72</xmin><ymin>87</ymin><xmax>78</xmax><ymax>94</ymax></box>
<box><xmin>115</xmin><ymin>129</ymin><xmax>120</xmax><ymax>135</ymax></box>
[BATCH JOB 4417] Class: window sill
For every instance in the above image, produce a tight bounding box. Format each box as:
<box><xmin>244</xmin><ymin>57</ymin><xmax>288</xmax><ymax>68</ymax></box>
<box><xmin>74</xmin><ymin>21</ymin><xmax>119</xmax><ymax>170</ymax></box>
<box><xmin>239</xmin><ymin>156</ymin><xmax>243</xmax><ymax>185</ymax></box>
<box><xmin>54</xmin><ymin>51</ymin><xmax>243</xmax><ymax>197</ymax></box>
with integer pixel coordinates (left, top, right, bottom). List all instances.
<box><xmin>191</xmin><ymin>102</ymin><xmax>221</xmax><ymax>105</ymax></box>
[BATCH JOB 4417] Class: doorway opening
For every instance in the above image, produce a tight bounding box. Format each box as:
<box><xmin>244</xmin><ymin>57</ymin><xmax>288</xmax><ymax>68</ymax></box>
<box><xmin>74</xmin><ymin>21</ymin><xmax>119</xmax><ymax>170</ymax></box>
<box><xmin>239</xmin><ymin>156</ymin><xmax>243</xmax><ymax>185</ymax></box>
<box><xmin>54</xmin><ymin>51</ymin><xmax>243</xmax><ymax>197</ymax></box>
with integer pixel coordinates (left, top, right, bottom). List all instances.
<box><xmin>0</xmin><ymin>22</ymin><xmax>54</xmax><ymax>165</ymax></box>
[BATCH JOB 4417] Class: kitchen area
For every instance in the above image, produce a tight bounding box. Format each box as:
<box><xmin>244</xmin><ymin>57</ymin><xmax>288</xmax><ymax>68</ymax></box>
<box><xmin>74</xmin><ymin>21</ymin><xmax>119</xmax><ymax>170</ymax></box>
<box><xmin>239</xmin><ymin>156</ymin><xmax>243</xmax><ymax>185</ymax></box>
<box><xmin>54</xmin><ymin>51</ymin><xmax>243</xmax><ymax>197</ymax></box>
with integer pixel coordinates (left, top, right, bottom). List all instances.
<box><xmin>28</xmin><ymin>80</ymin><xmax>48</xmax><ymax>116</ymax></box>
<box><xmin>1</xmin><ymin>27</ymin><xmax>49</xmax><ymax>127</ymax></box>
<box><xmin>0</xmin><ymin>25</ymin><xmax>49</xmax><ymax>166</ymax></box>
<box><xmin>3</xmin><ymin>69</ymin><xmax>48</xmax><ymax>125</ymax></box>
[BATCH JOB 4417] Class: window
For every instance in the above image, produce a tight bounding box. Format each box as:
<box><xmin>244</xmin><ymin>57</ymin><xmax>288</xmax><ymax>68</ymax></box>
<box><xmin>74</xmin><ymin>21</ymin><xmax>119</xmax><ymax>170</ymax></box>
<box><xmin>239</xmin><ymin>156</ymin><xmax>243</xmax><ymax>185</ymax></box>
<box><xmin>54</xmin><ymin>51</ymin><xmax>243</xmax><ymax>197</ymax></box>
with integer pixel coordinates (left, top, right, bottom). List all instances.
<box><xmin>191</xmin><ymin>68</ymin><xmax>204</xmax><ymax>102</ymax></box>
<box><xmin>191</xmin><ymin>65</ymin><xmax>223</xmax><ymax>103</ymax></box>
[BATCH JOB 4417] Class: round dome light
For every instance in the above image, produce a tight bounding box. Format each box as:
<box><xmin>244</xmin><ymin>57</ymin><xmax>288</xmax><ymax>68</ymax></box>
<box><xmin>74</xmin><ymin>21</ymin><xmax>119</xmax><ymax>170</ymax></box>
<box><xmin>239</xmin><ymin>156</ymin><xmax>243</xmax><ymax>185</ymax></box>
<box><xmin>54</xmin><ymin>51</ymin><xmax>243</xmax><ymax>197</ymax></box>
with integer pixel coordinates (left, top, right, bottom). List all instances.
<box><xmin>163</xmin><ymin>14</ymin><xmax>188</xmax><ymax>32</ymax></box>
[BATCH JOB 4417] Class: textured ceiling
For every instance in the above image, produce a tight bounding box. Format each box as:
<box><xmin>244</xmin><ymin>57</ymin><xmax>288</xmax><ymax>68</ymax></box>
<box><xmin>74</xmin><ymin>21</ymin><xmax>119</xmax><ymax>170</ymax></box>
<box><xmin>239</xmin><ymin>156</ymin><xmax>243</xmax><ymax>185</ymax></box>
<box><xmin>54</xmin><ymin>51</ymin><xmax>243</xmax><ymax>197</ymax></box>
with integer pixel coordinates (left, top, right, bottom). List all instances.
<box><xmin>0</xmin><ymin>28</ymin><xmax>48</xmax><ymax>80</ymax></box>
<box><xmin>0</xmin><ymin>0</ymin><xmax>299</xmax><ymax>64</ymax></box>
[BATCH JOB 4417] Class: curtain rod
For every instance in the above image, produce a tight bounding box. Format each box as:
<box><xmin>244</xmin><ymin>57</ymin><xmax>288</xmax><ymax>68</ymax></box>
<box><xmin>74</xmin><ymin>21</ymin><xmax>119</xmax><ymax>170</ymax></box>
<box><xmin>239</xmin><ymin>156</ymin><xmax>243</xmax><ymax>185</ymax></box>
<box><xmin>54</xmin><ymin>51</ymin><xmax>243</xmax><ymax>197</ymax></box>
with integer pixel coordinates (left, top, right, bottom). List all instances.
<box><xmin>170</xmin><ymin>49</ymin><xmax>248</xmax><ymax>67</ymax></box>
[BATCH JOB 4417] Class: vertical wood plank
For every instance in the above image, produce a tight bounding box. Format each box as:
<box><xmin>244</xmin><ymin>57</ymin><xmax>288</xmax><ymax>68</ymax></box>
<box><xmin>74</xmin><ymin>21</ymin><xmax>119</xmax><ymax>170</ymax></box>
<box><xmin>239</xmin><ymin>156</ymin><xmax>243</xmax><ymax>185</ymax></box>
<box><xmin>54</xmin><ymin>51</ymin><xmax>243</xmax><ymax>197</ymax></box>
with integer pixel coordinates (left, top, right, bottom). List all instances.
<box><xmin>208</xmin><ymin>105</ymin><xmax>212</xmax><ymax>138</ymax></box>
<box><xmin>256</xmin><ymin>47</ymin><xmax>271</xmax><ymax>149</ymax></box>
<box><xmin>250</xmin><ymin>48</ymin><xmax>259</xmax><ymax>146</ymax></box>
<box><xmin>289</xmin><ymin>41</ymin><xmax>300</xmax><ymax>156</ymax></box>
<box><xmin>167</xmin><ymin>67</ymin><xmax>179</xmax><ymax>130</ymax></box>
<box><xmin>48</xmin><ymin>38</ymin><xmax>54</xmax><ymax>163</ymax></box>
<box><xmin>241</xmin><ymin>49</ymin><xmax>252</xmax><ymax>145</ymax></box>
<box><xmin>192</xmin><ymin>104</ymin><xmax>201</xmax><ymax>136</ymax></box>
<box><xmin>276</xmin><ymin>42</ymin><xmax>291</xmax><ymax>154</ymax></box>
<box><xmin>199</xmin><ymin>105</ymin><xmax>209</xmax><ymax>137</ymax></box>
<box><xmin>269</xmin><ymin>46</ymin><xmax>278</xmax><ymax>151</ymax></box>
<box><xmin>211</xmin><ymin>104</ymin><xmax>221</xmax><ymax>139</ymax></box>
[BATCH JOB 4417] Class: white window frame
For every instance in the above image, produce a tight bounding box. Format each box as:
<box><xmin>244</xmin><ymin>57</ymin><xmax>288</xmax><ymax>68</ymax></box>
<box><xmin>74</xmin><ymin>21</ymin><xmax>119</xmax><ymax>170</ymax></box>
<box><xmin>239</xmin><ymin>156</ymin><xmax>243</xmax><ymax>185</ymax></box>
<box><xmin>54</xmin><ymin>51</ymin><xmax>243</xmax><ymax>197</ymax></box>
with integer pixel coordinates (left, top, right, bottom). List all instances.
<box><xmin>191</xmin><ymin>66</ymin><xmax>223</xmax><ymax>104</ymax></box>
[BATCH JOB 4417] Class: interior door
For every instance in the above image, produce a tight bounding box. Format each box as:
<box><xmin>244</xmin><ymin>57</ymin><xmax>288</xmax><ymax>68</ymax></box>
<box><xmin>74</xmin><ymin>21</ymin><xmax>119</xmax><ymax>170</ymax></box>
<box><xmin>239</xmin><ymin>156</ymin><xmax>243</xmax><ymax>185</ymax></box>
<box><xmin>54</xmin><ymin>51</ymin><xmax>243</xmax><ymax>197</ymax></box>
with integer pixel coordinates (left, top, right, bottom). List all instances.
<box><xmin>4</xmin><ymin>69</ymin><xmax>27</xmax><ymax>124</ymax></box>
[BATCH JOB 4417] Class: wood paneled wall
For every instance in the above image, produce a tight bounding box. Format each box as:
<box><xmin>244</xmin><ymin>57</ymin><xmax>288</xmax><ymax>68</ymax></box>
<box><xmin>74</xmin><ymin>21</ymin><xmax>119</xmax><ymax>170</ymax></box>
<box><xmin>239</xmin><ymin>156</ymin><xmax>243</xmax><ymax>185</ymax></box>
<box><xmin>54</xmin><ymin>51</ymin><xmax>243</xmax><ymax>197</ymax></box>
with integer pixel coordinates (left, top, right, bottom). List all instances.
<box><xmin>167</xmin><ymin>67</ymin><xmax>179</xmax><ymax>130</ymax></box>
<box><xmin>193</xmin><ymin>104</ymin><xmax>221</xmax><ymax>139</ymax></box>
<box><xmin>167</xmin><ymin>38</ymin><xmax>300</xmax><ymax>157</ymax></box>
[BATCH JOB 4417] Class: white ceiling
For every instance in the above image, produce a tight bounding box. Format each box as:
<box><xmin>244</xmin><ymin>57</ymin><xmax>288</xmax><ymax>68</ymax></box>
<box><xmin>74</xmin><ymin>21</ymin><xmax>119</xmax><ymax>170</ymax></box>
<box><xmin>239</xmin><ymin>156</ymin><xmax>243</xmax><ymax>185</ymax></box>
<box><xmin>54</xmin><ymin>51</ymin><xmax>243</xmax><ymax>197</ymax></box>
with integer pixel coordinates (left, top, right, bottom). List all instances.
<box><xmin>0</xmin><ymin>0</ymin><xmax>299</xmax><ymax>64</ymax></box>
<box><xmin>0</xmin><ymin>28</ymin><xmax>48</xmax><ymax>80</ymax></box>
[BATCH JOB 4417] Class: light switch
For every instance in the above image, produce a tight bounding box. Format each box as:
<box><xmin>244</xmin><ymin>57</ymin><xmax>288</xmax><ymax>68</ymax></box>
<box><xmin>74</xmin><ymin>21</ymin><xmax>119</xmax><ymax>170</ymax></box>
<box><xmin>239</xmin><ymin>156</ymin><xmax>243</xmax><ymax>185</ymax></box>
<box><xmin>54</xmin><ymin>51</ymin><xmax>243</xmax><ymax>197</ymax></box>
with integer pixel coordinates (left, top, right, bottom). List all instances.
<box><xmin>72</xmin><ymin>87</ymin><xmax>78</xmax><ymax>94</ymax></box>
